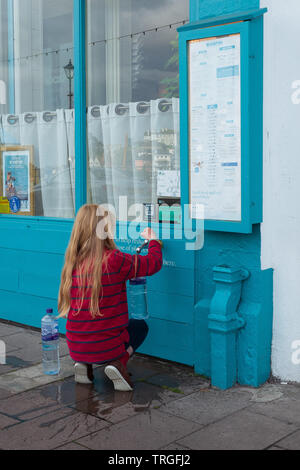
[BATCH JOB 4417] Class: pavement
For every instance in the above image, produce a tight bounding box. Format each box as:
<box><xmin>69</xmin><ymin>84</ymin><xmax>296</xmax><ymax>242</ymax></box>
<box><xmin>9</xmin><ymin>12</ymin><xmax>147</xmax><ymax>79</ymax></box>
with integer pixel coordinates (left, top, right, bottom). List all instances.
<box><xmin>0</xmin><ymin>320</ymin><xmax>300</xmax><ymax>451</ymax></box>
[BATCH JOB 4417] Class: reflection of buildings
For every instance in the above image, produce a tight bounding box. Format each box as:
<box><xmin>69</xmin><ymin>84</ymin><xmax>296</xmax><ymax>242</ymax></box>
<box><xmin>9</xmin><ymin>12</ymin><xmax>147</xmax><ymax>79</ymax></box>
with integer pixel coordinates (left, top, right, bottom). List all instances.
<box><xmin>132</xmin><ymin>35</ymin><xmax>144</xmax><ymax>89</ymax></box>
<box><xmin>86</xmin><ymin>129</ymin><xmax>176</xmax><ymax>174</ymax></box>
<box><xmin>144</xmin><ymin>128</ymin><xmax>176</xmax><ymax>146</ymax></box>
<box><xmin>143</xmin><ymin>128</ymin><xmax>175</xmax><ymax>171</ymax></box>
<box><xmin>153</xmin><ymin>153</ymin><xmax>172</xmax><ymax>170</ymax></box>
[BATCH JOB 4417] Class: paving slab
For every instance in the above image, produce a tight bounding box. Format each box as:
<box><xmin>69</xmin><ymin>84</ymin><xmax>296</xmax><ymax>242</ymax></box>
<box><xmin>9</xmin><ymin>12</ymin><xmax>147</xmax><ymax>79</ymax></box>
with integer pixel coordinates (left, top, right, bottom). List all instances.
<box><xmin>249</xmin><ymin>397</ymin><xmax>300</xmax><ymax>426</ymax></box>
<box><xmin>71</xmin><ymin>381</ymin><xmax>170</xmax><ymax>425</ymax></box>
<box><xmin>177</xmin><ymin>408</ymin><xmax>297</xmax><ymax>450</ymax></box>
<box><xmin>76</xmin><ymin>409</ymin><xmax>202</xmax><ymax>450</ymax></box>
<box><xmin>0</xmin><ymin>323</ymin><xmax>26</xmax><ymax>337</ymax></box>
<box><xmin>268</xmin><ymin>446</ymin><xmax>286</xmax><ymax>450</ymax></box>
<box><xmin>0</xmin><ymin>387</ymin><xmax>66</xmax><ymax>421</ymax></box>
<box><xmin>0</xmin><ymin>412</ymin><xmax>21</xmax><ymax>429</ymax></box>
<box><xmin>0</xmin><ymin>388</ymin><xmax>12</xmax><ymax>400</ymax></box>
<box><xmin>55</xmin><ymin>442</ymin><xmax>90</xmax><ymax>450</ymax></box>
<box><xmin>157</xmin><ymin>386</ymin><xmax>253</xmax><ymax>426</ymax></box>
<box><xmin>160</xmin><ymin>442</ymin><xmax>192</xmax><ymax>450</ymax></box>
<box><xmin>275</xmin><ymin>430</ymin><xmax>300</xmax><ymax>450</ymax></box>
<box><xmin>0</xmin><ymin>355</ymin><xmax>75</xmax><ymax>394</ymax></box>
<box><xmin>0</xmin><ymin>407</ymin><xmax>108</xmax><ymax>450</ymax></box>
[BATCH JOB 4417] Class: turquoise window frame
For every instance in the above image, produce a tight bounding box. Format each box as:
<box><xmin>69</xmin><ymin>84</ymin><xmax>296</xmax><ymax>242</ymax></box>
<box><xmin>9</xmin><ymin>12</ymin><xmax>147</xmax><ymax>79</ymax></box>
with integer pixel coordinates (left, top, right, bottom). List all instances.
<box><xmin>178</xmin><ymin>8</ymin><xmax>266</xmax><ymax>234</ymax></box>
<box><xmin>74</xmin><ymin>0</ymin><xmax>87</xmax><ymax>215</ymax></box>
<box><xmin>0</xmin><ymin>0</ymin><xmax>85</xmax><ymax>226</ymax></box>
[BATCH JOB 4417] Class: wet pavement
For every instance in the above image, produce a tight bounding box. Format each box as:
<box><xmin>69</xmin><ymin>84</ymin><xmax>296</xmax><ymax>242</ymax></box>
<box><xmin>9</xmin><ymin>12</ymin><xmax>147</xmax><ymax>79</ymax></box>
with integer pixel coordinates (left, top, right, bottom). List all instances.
<box><xmin>1</xmin><ymin>320</ymin><xmax>300</xmax><ymax>450</ymax></box>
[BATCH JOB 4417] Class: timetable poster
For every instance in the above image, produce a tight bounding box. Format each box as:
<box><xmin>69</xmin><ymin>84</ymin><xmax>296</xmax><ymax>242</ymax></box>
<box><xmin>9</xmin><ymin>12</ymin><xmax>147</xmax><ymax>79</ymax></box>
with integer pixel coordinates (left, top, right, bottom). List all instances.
<box><xmin>189</xmin><ymin>33</ymin><xmax>241</xmax><ymax>222</ymax></box>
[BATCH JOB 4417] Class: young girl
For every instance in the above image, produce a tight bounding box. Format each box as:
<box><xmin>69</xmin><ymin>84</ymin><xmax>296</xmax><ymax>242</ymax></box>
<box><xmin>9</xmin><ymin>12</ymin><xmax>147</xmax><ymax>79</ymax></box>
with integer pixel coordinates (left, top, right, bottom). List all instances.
<box><xmin>58</xmin><ymin>204</ymin><xmax>163</xmax><ymax>391</ymax></box>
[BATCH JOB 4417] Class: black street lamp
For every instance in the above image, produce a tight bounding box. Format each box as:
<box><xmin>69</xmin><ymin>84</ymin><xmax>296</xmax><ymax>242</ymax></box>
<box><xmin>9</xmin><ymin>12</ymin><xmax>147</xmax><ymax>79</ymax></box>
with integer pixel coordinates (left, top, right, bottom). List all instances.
<box><xmin>64</xmin><ymin>59</ymin><xmax>74</xmax><ymax>109</ymax></box>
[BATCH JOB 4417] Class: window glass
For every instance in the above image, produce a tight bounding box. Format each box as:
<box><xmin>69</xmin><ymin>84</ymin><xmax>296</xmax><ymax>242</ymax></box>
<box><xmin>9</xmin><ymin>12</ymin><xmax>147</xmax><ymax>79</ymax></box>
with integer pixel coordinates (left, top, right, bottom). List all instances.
<box><xmin>0</xmin><ymin>0</ymin><xmax>74</xmax><ymax>218</ymax></box>
<box><xmin>87</xmin><ymin>0</ymin><xmax>189</xmax><ymax>221</ymax></box>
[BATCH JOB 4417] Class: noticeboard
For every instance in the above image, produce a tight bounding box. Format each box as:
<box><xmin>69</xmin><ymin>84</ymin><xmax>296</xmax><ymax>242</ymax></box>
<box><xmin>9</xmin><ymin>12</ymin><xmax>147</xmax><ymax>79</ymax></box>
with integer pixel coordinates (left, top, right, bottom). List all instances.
<box><xmin>189</xmin><ymin>33</ymin><xmax>241</xmax><ymax>222</ymax></box>
<box><xmin>178</xmin><ymin>11</ymin><xmax>266</xmax><ymax>233</ymax></box>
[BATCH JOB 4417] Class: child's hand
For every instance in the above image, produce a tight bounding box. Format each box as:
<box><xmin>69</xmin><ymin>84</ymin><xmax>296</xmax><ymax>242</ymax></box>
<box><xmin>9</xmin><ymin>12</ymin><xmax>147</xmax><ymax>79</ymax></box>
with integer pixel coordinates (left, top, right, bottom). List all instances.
<box><xmin>141</xmin><ymin>227</ymin><xmax>158</xmax><ymax>241</ymax></box>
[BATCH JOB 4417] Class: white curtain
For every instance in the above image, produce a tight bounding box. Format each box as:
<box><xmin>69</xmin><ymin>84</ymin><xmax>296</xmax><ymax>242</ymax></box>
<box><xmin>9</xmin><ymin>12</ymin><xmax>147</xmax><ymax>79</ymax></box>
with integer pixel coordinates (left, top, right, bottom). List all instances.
<box><xmin>0</xmin><ymin>97</ymin><xmax>180</xmax><ymax>218</ymax></box>
<box><xmin>1</xmin><ymin>114</ymin><xmax>21</xmax><ymax>145</ymax></box>
<box><xmin>0</xmin><ymin>109</ymin><xmax>75</xmax><ymax>218</ymax></box>
<box><xmin>65</xmin><ymin>109</ymin><xmax>76</xmax><ymax>210</ymax></box>
<box><xmin>19</xmin><ymin>112</ymin><xmax>43</xmax><ymax>215</ymax></box>
<box><xmin>88</xmin><ymin>97</ymin><xmax>180</xmax><ymax>214</ymax></box>
<box><xmin>88</xmin><ymin>106</ymin><xmax>109</xmax><ymax>207</ymax></box>
<box><xmin>37</xmin><ymin>109</ymin><xmax>74</xmax><ymax>219</ymax></box>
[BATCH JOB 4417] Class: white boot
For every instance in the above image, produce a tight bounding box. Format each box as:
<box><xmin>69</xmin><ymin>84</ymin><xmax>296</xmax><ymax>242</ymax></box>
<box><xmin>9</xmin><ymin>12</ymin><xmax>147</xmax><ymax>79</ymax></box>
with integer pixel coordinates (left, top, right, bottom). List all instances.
<box><xmin>74</xmin><ymin>363</ymin><xmax>94</xmax><ymax>384</ymax></box>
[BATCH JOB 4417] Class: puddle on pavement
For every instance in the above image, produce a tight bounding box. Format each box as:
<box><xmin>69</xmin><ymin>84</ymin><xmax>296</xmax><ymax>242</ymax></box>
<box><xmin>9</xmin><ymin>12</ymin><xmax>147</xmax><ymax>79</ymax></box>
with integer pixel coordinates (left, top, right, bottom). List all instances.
<box><xmin>40</xmin><ymin>366</ymin><xmax>181</xmax><ymax>420</ymax></box>
<box><xmin>5</xmin><ymin>356</ymin><xmax>32</xmax><ymax>368</ymax></box>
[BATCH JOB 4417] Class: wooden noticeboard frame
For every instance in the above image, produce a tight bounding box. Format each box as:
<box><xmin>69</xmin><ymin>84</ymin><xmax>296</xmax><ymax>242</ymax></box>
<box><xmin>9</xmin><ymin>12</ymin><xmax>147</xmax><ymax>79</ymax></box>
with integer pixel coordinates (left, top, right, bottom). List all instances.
<box><xmin>0</xmin><ymin>145</ymin><xmax>35</xmax><ymax>216</ymax></box>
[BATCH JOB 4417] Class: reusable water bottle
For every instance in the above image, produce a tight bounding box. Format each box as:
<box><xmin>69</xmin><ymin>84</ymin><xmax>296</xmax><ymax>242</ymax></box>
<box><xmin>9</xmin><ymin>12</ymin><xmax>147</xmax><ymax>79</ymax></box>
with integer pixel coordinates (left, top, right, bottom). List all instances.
<box><xmin>128</xmin><ymin>277</ymin><xmax>149</xmax><ymax>320</ymax></box>
<box><xmin>41</xmin><ymin>309</ymin><xmax>60</xmax><ymax>375</ymax></box>
<box><xmin>128</xmin><ymin>240</ymin><xmax>150</xmax><ymax>320</ymax></box>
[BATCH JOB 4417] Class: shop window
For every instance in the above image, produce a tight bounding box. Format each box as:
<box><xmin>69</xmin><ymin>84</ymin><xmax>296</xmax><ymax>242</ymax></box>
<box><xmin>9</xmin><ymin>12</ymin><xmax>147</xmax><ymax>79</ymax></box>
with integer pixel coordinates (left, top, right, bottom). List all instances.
<box><xmin>0</xmin><ymin>0</ymin><xmax>74</xmax><ymax>218</ymax></box>
<box><xmin>86</xmin><ymin>0</ymin><xmax>189</xmax><ymax>221</ymax></box>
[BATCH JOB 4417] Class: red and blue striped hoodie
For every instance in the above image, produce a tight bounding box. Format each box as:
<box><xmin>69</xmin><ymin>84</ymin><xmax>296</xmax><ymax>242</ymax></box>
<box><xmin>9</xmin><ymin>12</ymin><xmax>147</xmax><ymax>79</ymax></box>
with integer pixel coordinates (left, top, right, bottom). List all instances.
<box><xmin>66</xmin><ymin>240</ymin><xmax>162</xmax><ymax>364</ymax></box>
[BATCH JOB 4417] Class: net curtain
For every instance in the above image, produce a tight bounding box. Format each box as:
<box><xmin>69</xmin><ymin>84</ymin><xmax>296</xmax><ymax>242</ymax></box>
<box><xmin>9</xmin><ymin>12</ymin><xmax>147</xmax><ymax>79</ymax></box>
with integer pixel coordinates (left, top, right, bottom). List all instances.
<box><xmin>0</xmin><ymin>97</ymin><xmax>179</xmax><ymax>218</ymax></box>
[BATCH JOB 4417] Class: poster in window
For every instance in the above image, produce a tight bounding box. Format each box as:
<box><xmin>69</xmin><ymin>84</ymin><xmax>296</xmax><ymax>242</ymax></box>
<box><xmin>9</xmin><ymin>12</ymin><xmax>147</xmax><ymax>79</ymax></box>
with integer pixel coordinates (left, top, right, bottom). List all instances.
<box><xmin>0</xmin><ymin>146</ymin><xmax>35</xmax><ymax>216</ymax></box>
<box><xmin>188</xmin><ymin>33</ymin><xmax>242</xmax><ymax>222</ymax></box>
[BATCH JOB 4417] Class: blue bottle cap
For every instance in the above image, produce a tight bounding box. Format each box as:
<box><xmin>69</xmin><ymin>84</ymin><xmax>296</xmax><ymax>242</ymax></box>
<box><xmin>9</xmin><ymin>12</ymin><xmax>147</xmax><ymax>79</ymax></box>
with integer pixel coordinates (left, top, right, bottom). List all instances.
<box><xmin>46</xmin><ymin>309</ymin><xmax>53</xmax><ymax>314</ymax></box>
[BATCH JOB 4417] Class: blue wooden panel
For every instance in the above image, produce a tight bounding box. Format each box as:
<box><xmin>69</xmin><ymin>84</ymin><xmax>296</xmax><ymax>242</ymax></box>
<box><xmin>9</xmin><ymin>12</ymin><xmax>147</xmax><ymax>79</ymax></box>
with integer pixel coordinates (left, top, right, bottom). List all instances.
<box><xmin>21</xmin><ymin>251</ymin><xmax>64</xmax><ymax>276</ymax></box>
<box><xmin>0</xmin><ymin>292</ymin><xmax>58</xmax><ymax>329</ymax></box>
<box><xmin>0</xmin><ymin>225</ymin><xmax>71</xmax><ymax>254</ymax></box>
<box><xmin>0</xmin><ymin>268</ymin><xmax>19</xmax><ymax>292</ymax></box>
<box><xmin>147</xmin><ymin>266</ymin><xmax>194</xmax><ymax>297</ymax></box>
<box><xmin>138</xmin><ymin>318</ymin><xmax>194</xmax><ymax>366</ymax></box>
<box><xmin>0</xmin><ymin>248</ymin><xmax>21</xmax><ymax>269</ymax></box>
<box><xmin>19</xmin><ymin>272</ymin><xmax>60</xmax><ymax>300</ymax></box>
<box><xmin>116</xmin><ymin>238</ymin><xmax>195</xmax><ymax>270</ymax></box>
<box><xmin>147</xmin><ymin>291</ymin><xmax>194</xmax><ymax>324</ymax></box>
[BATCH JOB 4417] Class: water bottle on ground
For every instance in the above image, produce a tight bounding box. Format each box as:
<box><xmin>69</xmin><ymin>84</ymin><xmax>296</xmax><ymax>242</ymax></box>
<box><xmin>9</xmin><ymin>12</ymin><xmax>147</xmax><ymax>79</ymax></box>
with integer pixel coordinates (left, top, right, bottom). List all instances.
<box><xmin>41</xmin><ymin>309</ymin><xmax>60</xmax><ymax>375</ymax></box>
<box><xmin>128</xmin><ymin>277</ymin><xmax>149</xmax><ymax>320</ymax></box>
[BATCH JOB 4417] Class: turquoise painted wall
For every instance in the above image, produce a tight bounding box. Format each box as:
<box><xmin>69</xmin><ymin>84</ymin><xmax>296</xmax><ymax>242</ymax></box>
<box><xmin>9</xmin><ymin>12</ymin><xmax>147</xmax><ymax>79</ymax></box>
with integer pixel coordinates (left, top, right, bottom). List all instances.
<box><xmin>190</xmin><ymin>0</ymin><xmax>260</xmax><ymax>21</ymax></box>
<box><xmin>185</xmin><ymin>0</ymin><xmax>273</xmax><ymax>387</ymax></box>
<box><xmin>0</xmin><ymin>0</ymin><xmax>273</xmax><ymax>388</ymax></box>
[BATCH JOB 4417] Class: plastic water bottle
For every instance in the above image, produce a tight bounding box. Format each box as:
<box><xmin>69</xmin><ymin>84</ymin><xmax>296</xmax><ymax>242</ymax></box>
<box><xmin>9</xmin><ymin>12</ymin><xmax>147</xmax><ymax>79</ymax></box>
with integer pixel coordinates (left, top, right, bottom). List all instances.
<box><xmin>41</xmin><ymin>309</ymin><xmax>60</xmax><ymax>375</ymax></box>
<box><xmin>128</xmin><ymin>277</ymin><xmax>149</xmax><ymax>320</ymax></box>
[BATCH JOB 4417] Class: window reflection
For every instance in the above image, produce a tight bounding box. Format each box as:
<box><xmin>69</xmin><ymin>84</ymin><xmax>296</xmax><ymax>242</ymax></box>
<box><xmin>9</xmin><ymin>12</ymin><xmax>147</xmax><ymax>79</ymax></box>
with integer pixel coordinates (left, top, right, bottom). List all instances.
<box><xmin>87</xmin><ymin>0</ymin><xmax>188</xmax><ymax>220</ymax></box>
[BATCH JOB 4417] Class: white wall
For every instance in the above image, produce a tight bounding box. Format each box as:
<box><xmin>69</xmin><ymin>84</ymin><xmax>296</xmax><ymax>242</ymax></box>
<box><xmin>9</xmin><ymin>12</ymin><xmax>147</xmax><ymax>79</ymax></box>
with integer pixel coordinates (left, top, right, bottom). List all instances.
<box><xmin>261</xmin><ymin>0</ymin><xmax>300</xmax><ymax>380</ymax></box>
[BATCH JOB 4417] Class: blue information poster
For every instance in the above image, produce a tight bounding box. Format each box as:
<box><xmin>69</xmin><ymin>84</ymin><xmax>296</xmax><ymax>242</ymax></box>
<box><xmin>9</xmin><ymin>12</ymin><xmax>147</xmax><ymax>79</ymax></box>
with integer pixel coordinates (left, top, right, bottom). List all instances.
<box><xmin>2</xmin><ymin>150</ymin><xmax>31</xmax><ymax>213</ymax></box>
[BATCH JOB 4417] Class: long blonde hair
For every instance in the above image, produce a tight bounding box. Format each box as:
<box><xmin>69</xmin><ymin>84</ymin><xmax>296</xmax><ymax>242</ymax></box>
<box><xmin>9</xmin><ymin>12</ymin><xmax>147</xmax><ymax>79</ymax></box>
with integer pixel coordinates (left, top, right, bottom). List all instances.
<box><xmin>58</xmin><ymin>204</ymin><xmax>117</xmax><ymax>319</ymax></box>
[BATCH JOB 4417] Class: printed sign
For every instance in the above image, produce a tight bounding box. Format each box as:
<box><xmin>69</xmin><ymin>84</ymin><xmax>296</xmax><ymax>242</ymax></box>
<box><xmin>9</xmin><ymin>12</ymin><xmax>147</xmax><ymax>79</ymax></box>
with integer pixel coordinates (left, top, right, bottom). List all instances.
<box><xmin>0</xmin><ymin>146</ymin><xmax>34</xmax><ymax>216</ymax></box>
<box><xmin>189</xmin><ymin>33</ymin><xmax>241</xmax><ymax>222</ymax></box>
<box><xmin>157</xmin><ymin>170</ymin><xmax>180</xmax><ymax>198</ymax></box>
